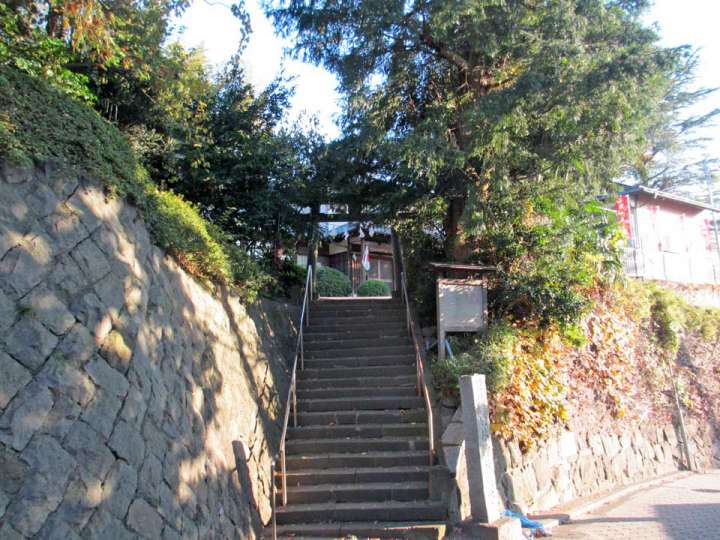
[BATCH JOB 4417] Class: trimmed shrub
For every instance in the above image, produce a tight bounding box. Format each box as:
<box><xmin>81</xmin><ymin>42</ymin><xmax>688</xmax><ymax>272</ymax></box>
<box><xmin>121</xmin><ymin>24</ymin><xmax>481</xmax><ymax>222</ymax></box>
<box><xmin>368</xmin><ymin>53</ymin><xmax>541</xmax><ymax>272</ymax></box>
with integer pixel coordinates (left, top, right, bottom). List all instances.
<box><xmin>316</xmin><ymin>266</ymin><xmax>352</xmax><ymax>297</ymax></box>
<box><xmin>357</xmin><ymin>279</ymin><xmax>391</xmax><ymax>297</ymax></box>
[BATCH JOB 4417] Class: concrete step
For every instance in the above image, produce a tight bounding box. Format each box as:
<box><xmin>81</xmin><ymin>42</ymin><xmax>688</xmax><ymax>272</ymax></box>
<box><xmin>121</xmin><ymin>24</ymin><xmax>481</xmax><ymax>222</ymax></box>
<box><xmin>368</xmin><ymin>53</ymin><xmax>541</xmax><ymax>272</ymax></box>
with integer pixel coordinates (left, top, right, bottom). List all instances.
<box><xmin>286</xmin><ymin>437</ymin><xmax>430</xmax><ymax>455</ymax></box>
<box><xmin>283</xmin><ymin>466</ymin><xmax>429</xmax><ymax>487</ymax></box>
<box><xmin>286</xmin><ymin>450</ymin><xmax>429</xmax><ymax>470</ymax></box>
<box><xmin>275</xmin><ymin>500</ymin><xmax>446</xmax><ymax>525</ymax></box>
<box><xmin>282</xmin><ymin>481</ymin><xmax>429</xmax><ymax>505</ymax></box>
<box><xmin>297</xmin><ymin>409</ymin><xmax>426</xmax><ymax>426</ymax></box>
<box><xmin>270</xmin><ymin>521</ymin><xmax>445</xmax><ymax>539</ymax></box>
<box><xmin>299</xmin><ymin>365</ymin><xmax>415</xmax><ymax>380</ymax></box>
<box><xmin>297</xmin><ymin>386</ymin><xmax>417</xmax><ymax>399</ymax></box>
<box><xmin>297</xmin><ymin>375</ymin><xmax>417</xmax><ymax>390</ymax></box>
<box><xmin>304</xmin><ymin>336</ymin><xmax>411</xmax><ymax>350</ymax></box>
<box><xmin>303</xmin><ymin>355</ymin><xmax>414</xmax><ymax>369</ymax></box>
<box><xmin>289</xmin><ymin>422</ymin><xmax>427</xmax><ymax>440</ymax></box>
<box><xmin>297</xmin><ymin>396</ymin><xmax>424</xmax><ymax>413</ymax></box>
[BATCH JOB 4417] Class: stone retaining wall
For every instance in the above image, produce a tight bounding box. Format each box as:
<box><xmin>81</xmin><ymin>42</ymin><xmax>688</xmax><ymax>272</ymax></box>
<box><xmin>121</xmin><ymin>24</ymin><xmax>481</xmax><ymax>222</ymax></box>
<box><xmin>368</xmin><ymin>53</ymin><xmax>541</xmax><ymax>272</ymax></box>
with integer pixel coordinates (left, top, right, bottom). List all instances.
<box><xmin>441</xmin><ymin>408</ymin><xmax>715</xmax><ymax>520</ymax></box>
<box><xmin>0</xmin><ymin>162</ymin><xmax>296</xmax><ymax>538</ymax></box>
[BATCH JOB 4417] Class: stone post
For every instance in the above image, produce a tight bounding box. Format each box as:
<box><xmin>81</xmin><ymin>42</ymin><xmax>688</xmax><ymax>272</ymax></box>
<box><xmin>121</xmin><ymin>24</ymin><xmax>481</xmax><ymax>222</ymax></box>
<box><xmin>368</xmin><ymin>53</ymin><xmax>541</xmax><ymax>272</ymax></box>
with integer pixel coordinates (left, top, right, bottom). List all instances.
<box><xmin>459</xmin><ymin>374</ymin><xmax>502</xmax><ymax>523</ymax></box>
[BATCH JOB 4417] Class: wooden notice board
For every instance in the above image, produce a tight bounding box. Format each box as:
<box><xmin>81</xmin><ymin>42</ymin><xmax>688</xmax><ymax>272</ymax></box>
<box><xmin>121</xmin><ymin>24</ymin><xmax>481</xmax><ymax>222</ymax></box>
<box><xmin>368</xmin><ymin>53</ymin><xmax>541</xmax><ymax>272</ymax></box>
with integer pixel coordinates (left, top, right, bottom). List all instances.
<box><xmin>436</xmin><ymin>278</ymin><xmax>487</xmax><ymax>361</ymax></box>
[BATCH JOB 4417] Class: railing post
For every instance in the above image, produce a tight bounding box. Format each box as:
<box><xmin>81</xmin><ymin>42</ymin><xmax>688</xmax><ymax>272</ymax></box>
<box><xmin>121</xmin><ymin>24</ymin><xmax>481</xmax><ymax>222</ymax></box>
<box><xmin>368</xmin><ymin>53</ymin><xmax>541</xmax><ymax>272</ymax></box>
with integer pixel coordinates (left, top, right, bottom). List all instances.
<box><xmin>292</xmin><ymin>380</ymin><xmax>298</xmax><ymax>428</ymax></box>
<box><xmin>416</xmin><ymin>353</ymin><xmax>422</xmax><ymax>397</ymax></box>
<box><xmin>306</xmin><ymin>268</ymin><xmax>311</xmax><ymax>327</ymax></box>
<box><xmin>300</xmin><ymin>330</ymin><xmax>304</xmax><ymax>371</ymax></box>
<box><xmin>271</xmin><ymin>459</ymin><xmax>277</xmax><ymax>540</ymax></box>
<box><xmin>280</xmin><ymin>447</ymin><xmax>287</xmax><ymax>506</ymax></box>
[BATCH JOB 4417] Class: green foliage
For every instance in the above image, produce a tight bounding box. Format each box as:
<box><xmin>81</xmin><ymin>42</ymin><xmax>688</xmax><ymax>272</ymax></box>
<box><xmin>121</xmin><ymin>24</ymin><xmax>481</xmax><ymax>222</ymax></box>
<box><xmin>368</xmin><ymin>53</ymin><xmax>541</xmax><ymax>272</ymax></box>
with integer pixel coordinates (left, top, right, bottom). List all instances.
<box><xmin>263</xmin><ymin>259</ymin><xmax>307</xmax><ymax>299</ymax></box>
<box><xmin>316</xmin><ymin>266</ymin><xmax>352</xmax><ymax>297</ymax></box>
<box><xmin>635</xmin><ymin>282</ymin><xmax>720</xmax><ymax>356</ymax></box>
<box><xmin>0</xmin><ymin>64</ymin><xmax>141</xmax><ymax>192</ymax></box>
<box><xmin>145</xmin><ymin>190</ymin><xmax>233</xmax><ymax>283</ymax></box>
<box><xmin>0</xmin><ymin>66</ymin><xmax>266</xmax><ymax>297</ymax></box>
<box><xmin>433</xmin><ymin>323</ymin><xmax>517</xmax><ymax>399</ymax></box>
<box><xmin>0</xmin><ymin>4</ymin><xmax>95</xmax><ymax>101</ymax></box>
<box><xmin>357</xmin><ymin>280</ymin><xmax>390</xmax><ymax>297</ymax></box>
<box><xmin>269</xmin><ymin>0</ymin><xmax>678</xmax><ymax>328</ymax></box>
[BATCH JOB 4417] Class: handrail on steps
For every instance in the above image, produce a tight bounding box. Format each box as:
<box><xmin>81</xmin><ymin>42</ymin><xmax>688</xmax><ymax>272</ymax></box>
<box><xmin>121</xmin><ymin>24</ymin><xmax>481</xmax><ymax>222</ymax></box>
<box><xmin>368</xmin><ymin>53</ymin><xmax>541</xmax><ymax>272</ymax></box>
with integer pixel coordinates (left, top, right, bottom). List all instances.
<box><xmin>270</xmin><ymin>265</ymin><xmax>312</xmax><ymax>540</ymax></box>
<box><xmin>396</xmin><ymin>238</ymin><xmax>436</xmax><ymax>496</ymax></box>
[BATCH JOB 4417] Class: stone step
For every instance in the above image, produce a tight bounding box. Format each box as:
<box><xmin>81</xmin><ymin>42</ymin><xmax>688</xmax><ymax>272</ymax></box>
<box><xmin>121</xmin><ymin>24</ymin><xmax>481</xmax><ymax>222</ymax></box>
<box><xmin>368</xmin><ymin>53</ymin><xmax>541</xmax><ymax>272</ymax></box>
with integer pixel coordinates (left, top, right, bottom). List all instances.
<box><xmin>281</xmin><ymin>481</ymin><xmax>429</xmax><ymax>505</ymax></box>
<box><xmin>311</xmin><ymin>311</ymin><xmax>405</xmax><ymax>323</ymax></box>
<box><xmin>283</xmin><ymin>465</ymin><xmax>429</xmax><ymax>487</ymax></box>
<box><xmin>289</xmin><ymin>422</ymin><xmax>427</xmax><ymax>440</ymax></box>
<box><xmin>286</xmin><ymin>450</ymin><xmax>429</xmax><ymax>470</ymax></box>
<box><xmin>275</xmin><ymin>500</ymin><xmax>446</xmax><ymax>525</ymax></box>
<box><xmin>296</xmin><ymin>386</ymin><xmax>417</xmax><ymax>399</ymax></box>
<box><xmin>306</xmin><ymin>344</ymin><xmax>413</xmax><ymax>359</ymax></box>
<box><xmin>297</xmin><ymin>375</ymin><xmax>417</xmax><ymax>390</ymax></box>
<box><xmin>303</xmin><ymin>355</ymin><xmax>414</xmax><ymax>369</ymax></box>
<box><xmin>304</xmin><ymin>328</ymin><xmax>408</xmax><ymax>341</ymax></box>
<box><xmin>304</xmin><ymin>336</ymin><xmax>411</xmax><ymax>350</ymax></box>
<box><xmin>305</xmin><ymin>322</ymin><xmax>407</xmax><ymax>335</ymax></box>
<box><xmin>286</xmin><ymin>437</ymin><xmax>430</xmax><ymax>455</ymax></box>
<box><xmin>270</xmin><ymin>521</ymin><xmax>445</xmax><ymax>539</ymax></box>
<box><xmin>313</xmin><ymin>300</ymin><xmax>402</xmax><ymax>309</ymax></box>
<box><xmin>312</xmin><ymin>303</ymin><xmax>404</xmax><ymax>313</ymax></box>
<box><xmin>297</xmin><ymin>409</ymin><xmax>426</xmax><ymax>426</ymax></box>
<box><xmin>299</xmin><ymin>365</ymin><xmax>415</xmax><ymax>380</ymax></box>
<box><xmin>297</xmin><ymin>396</ymin><xmax>424</xmax><ymax>413</ymax></box>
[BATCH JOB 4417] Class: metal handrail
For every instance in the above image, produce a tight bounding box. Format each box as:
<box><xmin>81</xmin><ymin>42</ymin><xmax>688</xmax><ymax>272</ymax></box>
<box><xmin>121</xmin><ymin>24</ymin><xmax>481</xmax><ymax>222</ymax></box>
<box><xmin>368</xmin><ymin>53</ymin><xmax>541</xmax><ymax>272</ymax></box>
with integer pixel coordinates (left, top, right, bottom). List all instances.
<box><xmin>271</xmin><ymin>265</ymin><xmax>312</xmax><ymax>540</ymax></box>
<box><xmin>398</xmin><ymin>257</ymin><xmax>435</xmax><ymax>494</ymax></box>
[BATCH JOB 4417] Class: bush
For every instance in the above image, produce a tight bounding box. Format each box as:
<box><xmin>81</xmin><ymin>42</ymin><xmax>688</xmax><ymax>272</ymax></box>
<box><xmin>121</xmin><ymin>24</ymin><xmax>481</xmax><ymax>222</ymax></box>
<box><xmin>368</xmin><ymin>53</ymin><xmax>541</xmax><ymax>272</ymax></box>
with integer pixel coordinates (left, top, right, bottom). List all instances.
<box><xmin>147</xmin><ymin>190</ymin><xmax>232</xmax><ymax>283</ymax></box>
<box><xmin>263</xmin><ymin>259</ymin><xmax>307</xmax><ymax>299</ymax></box>
<box><xmin>357</xmin><ymin>279</ymin><xmax>391</xmax><ymax>297</ymax></box>
<box><xmin>433</xmin><ymin>322</ymin><xmax>517</xmax><ymax>398</ymax></box>
<box><xmin>0</xmin><ymin>66</ymin><xmax>268</xmax><ymax>299</ymax></box>
<box><xmin>316</xmin><ymin>266</ymin><xmax>352</xmax><ymax>297</ymax></box>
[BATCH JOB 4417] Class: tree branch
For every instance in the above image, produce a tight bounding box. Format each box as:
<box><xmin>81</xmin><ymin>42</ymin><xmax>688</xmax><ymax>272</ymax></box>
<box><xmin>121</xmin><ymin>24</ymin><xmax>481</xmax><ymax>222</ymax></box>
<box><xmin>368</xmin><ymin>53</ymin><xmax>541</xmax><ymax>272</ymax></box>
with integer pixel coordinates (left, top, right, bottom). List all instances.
<box><xmin>419</xmin><ymin>31</ymin><xmax>470</xmax><ymax>72</ymax></box>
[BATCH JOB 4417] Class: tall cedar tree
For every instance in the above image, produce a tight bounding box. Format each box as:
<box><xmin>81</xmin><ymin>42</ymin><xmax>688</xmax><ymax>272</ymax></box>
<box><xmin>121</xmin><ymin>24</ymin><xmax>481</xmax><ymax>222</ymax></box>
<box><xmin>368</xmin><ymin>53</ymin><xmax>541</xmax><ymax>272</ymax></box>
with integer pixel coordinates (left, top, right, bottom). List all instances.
<box><xmin>267</xmin><ymin>0</ymin><xmax>690</xmax><ymax>258</ymax></box>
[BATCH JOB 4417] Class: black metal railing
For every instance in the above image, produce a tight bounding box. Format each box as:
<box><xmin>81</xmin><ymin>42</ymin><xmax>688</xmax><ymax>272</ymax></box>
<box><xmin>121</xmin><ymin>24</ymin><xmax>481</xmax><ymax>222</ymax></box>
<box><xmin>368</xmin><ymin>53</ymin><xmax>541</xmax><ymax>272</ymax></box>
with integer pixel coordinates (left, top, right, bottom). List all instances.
<box><xmin>270</xmin><ymin>266</ymin><xmax>312</xmax><ymax>540</ymax></box>
<box><xmin>396</xmin><ymin>239</ymin><xmax>435</xmax><ymax>495</ymax></box>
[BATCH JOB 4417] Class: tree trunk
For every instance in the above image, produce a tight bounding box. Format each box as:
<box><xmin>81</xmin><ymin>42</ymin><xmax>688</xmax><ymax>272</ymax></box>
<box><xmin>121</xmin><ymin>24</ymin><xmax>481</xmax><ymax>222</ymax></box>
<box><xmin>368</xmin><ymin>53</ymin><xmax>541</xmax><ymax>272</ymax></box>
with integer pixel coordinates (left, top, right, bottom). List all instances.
<box><xmin>46</xmin><ymin>2</ymin><xmax>64</xmax><ymax>39</ymax></box>
<box><xmin>444</xmin><ymin>196</ymin><xmax>469</xmax><ymax>261</ymax></box>
<box><xmin>273</xmin><ymin>214</ymin><xmax>284</xmax><ymax>269</ymax></box>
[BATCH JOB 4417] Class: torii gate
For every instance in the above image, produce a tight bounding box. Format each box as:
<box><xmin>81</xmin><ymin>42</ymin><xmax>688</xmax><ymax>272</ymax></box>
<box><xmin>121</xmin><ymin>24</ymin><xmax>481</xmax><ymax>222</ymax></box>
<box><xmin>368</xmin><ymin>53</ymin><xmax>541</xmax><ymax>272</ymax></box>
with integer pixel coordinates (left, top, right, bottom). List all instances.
<box><xmin>297</xmin><ymin>203</ymin><xmax>401</xmax><ymax>296</ymax></box>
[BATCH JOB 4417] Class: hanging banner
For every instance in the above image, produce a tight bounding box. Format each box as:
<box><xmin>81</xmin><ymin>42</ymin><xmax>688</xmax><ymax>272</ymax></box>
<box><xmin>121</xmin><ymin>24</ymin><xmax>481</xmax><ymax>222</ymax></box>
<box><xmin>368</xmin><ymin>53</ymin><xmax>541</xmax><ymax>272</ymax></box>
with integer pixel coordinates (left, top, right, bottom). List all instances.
<box><xmin>361</xmin><ymin>242</ymin><xmax>370</xmax><ymax>271</ymax></box>
<box><xmin>614</xmin><ymin>194</ymin><xmax>632</xmax><ymax>239</ymax></box>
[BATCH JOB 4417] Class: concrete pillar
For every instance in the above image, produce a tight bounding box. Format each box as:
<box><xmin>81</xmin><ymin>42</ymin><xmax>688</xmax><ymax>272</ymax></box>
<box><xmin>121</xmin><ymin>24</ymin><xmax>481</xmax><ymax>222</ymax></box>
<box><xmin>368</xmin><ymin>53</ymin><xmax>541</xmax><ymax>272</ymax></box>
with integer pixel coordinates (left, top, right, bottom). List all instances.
<box><xmin>459</xmin><ymin>374</ymin><xmax>502</xmax><ymax>524</ymax></box>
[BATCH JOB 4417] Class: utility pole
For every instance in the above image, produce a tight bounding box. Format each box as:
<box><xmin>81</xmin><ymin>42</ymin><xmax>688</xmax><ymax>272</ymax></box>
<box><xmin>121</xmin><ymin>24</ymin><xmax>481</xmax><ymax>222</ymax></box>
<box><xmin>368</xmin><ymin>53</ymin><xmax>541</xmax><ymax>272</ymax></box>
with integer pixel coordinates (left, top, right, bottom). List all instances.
<box><xmin>703</xmin><ymin>159</ymin><xmax>720</xmax><ymax>281</ymax></box>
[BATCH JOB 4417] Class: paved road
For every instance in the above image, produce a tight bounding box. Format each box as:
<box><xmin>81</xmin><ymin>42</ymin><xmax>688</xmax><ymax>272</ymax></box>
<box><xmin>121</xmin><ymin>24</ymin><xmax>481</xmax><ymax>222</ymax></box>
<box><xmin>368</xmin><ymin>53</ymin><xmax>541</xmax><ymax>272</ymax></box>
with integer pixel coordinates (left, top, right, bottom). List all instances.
<box><xmin>551</xmin><ymin>470</ymin><xmax>720</xmax><ymax>540</ymax></box>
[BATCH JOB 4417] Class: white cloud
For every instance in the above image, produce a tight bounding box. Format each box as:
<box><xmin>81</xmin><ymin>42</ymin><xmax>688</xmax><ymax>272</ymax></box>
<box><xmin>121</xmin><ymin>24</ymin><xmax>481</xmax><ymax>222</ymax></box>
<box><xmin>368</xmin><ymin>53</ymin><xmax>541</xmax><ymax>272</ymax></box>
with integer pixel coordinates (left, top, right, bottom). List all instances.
<box><xmin>175</xmin><ymin>0</ymin><xmax>341</xmax><ymax>139</ymax></box>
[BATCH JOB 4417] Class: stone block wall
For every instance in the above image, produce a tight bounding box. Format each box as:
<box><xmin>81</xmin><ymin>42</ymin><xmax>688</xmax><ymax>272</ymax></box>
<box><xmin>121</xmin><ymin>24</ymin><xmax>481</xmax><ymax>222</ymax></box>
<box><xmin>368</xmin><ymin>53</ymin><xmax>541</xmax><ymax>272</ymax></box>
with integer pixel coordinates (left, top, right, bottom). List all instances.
<box><xmin>441</xmin><ymin>408</ymin><xmax>715</xmax><ymax>519</ymax></box>
<box><xmin>0</xmin><ymin>162</ymin><xmax>296</xmax><ymax>539</ymax></box>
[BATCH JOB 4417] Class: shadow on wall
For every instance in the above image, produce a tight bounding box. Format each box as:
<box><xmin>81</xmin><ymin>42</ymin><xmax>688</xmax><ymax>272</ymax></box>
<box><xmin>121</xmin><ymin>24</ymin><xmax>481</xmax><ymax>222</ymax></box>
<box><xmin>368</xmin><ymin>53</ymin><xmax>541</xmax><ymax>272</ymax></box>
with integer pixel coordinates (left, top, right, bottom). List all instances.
<box><xmin>0</xmin><ymin>161</ymin><xmax>295</xmax><ymax>539</ymax></box>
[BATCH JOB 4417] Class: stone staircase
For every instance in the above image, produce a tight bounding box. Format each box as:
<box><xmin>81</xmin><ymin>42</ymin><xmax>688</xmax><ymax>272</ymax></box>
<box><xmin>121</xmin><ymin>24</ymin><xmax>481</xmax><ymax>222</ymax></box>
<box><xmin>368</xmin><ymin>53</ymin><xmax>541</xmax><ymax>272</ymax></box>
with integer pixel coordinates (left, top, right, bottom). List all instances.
<box><xmin>270</xmin><ymin>298</ymin><xmax>446</xmax><ymax>539</ymax></box>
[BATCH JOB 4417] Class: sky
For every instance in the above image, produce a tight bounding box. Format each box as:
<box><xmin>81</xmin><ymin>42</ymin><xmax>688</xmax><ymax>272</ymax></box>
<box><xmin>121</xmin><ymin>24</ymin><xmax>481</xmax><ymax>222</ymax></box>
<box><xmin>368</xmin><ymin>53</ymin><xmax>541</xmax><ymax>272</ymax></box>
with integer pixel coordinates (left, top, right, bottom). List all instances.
<box><xmin>175</xmin><ymin>0</ymin><xmax>720</xmax><ymax>156</ymax></box>
<box><xmin>176</xmin><ymin>0</ymin><xmax>341</xmax><ymax>138</ymax></box>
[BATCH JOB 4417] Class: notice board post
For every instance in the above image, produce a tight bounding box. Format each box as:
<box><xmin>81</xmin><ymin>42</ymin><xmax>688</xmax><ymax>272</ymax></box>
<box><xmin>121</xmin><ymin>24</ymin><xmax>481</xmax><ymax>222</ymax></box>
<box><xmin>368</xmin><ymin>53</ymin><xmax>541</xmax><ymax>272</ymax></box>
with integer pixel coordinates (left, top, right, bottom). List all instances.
<box><xmin>430</xmin><ymin>263</ymin><xmax>495</xmax><ymax>363</ymax></box>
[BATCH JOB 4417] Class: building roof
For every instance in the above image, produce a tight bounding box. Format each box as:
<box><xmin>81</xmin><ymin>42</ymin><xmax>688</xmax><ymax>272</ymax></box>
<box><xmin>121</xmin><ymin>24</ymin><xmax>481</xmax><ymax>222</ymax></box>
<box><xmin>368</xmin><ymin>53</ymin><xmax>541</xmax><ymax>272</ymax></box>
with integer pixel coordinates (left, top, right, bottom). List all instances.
<box><xmin>622</xmin><ymin>185</ymin><xmax>720</xmax><ymax>213</ymax></box>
